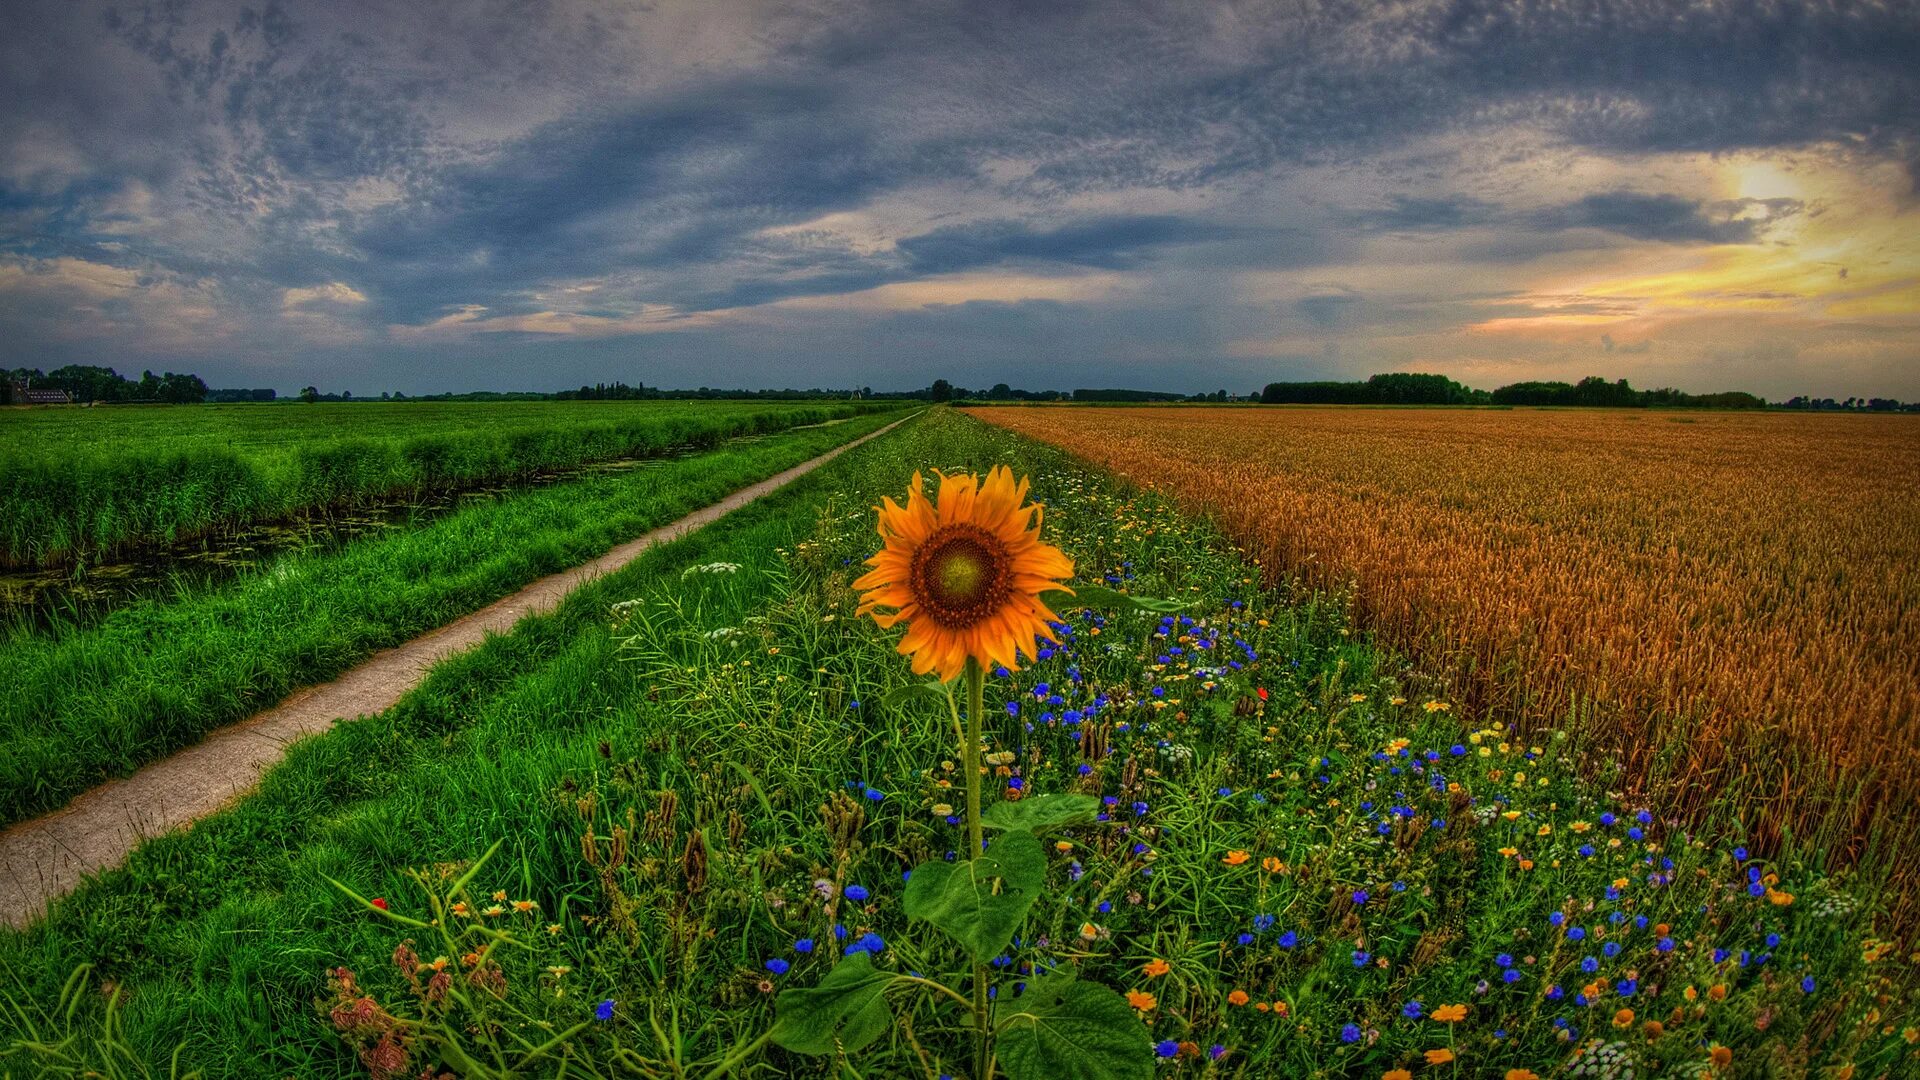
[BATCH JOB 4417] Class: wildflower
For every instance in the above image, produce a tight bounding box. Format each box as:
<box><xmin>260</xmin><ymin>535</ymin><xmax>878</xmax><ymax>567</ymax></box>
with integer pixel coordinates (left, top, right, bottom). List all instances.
<box><xmin>1708</xmin><ymin>984</ymin><xmax>1727</xmax><ymax>1001</ymax></box>
<box><xmin>854</xmin><ymin>468</ymin><xmax>1074</xmax><ymax>680</ymax></box>
<box><xmin>1506</xmin><ymin>1071</ymin><xmax>1541</xmax><ymax>1080</ymax></box>
<box><xmin>450</xmin><ymin>902</ymin><xmax>471</xmax><ymax>918</ymax></box>
<box><xmin>1222</xmin><ymin>850</ymin><xmax>1251</xmax><ymax>866</ymax></box>
<box><xmin>1800</xmin><ymin>976</ymin><xmax>1816</xmax><ymax>993</ymax></box>
<box><xmin>370</xmin><ymin>897</ymin><xmax>388</xmax><ymax>911</ymax></box>
<box><xmin>1612</xmin><ymin>1008</ymin><xmax>1635</xmax><ymax>1028</ymax></box>
<box><xmin>1385</xmin><ymin>1071</ymin><xmax>1413</xmax><ymax>1080</ymax></box>
<box><xmin>1126</xmin><ymin>990</ymin><xmax>1157</xmax><ymax>1010</ymax></box>
<box><xmin>512</xmin><ymin>899</ymin><xmax>537</xmax><ymax>914</ymax></box>
<box><xmin>1402</xmin><ymin>1001</ymin><xmax>1424</xmax><ymax>1019</ymax></box>
<box><xmin>1710</xmin><ymin>1046</ymin><xmax>1733</xmax><ymax>1067</ymax></box>
<box><xmin>765</xmin><ymin>958</ymin><xmax>789</xmax><ymax>975</ymax></box>
<box><xmin>1432</xmin><ymin>1004</ymin><xmax>1468</xmax><ymax>1023</ymax></box>
<box><xmin>845</xmin><ymin>885</ymin><xmax>870</xmax><ymax>902</ymax></box>
<box><xmin>1228</xmin><ymin>989</ymin><xmax>1250</xmax><ymax>1006</ymax></box>
<box><xmin>1340</xmin><ymin>1023</ymin><xmax>1361</xmax><ymax>1043</ymax></box>
<box><xmin>545</xmin><ymin>923</ymin><xmax>563</xmax><ymax>936</ymax></box>
<box><xmin>794</xmin><ymin>938</ymin><xmax>815</xmax><ymax>953</ymax></box>
<box><xmin>595</xmin><ymin>999</ymin><xmax>616</xmax><ymax>1021</ymax></box>
<box><xmin>1142</xmin><ymin>958</ymin><xmax>1171</xmax><ymax>978</ymax></box>
<box><xmin>1262</xmin><ymin>856</ymin><xmax>1285</xmax><ymax>873</ymax></box>
<box><xmin>1155</xmin><ymin>1040</ymin><xmax>1179</xmax><ymax>1058</ymax></box>
<box><xmin>1425</xmin><ymin>1048</ymin><xmax>1455</xmax><ymax>1064</ymax></box>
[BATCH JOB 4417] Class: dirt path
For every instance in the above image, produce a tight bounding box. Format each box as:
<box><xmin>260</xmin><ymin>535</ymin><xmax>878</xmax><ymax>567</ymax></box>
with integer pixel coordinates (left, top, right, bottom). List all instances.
<box><xmin>0</xmin><ymin>414</ymin><xmax>910</xmax><ymax>929</ymax></box>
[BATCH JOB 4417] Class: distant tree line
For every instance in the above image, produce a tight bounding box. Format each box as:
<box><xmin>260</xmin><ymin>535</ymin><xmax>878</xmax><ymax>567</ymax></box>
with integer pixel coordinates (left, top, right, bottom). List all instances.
<box><xmin>1260</xmin><ymin>372</ymin><xmax>1487</xmax><ymax>405</ymax></box>
<box><xmin>6</xmin><ymin>365</ymin><xmax>209</xmax><ymax>404</ymax></box>
<box><xmin>1488</xmin><ymin>377</ymin><xmax>1764</xmax><ymax>409</ymax></box>
<box><xmin>1777</xmin><ymin>395</ymin><xmax>1919</xmax><ymax>412</ymax></box>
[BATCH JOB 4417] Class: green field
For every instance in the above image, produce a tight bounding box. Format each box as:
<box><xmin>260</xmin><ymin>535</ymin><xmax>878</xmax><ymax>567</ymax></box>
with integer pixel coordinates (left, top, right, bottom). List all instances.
<box><xmin>2</xmin><ymin>409</ymin><xmax>1912</xmax><ymax>1079</ymax></box>
<box><xmin>0</xmin><ymin>400</ymin><xmax>887</xmax><ymax>567</ymax></box>
<box><xmin>0</xmin><ymin>409</ymin><xmax>904</xmax><ymax>828</ymax></box>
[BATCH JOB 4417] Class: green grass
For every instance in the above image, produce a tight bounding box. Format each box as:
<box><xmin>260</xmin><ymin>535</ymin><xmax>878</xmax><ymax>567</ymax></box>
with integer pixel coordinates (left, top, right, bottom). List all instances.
<box><xmin>0</xmin><ymin>409</ymin><xmax>905</xmax><ymax>828</ymax></box>
<box><xmin>1</xmin><ymin>409</ymin><xmax>1912</xmax><ymax>1079</ymax></box>
<box><xmin>0</xmin><ymin>400</ymin><xmax>891</xmax><ymax>567</ymax></box>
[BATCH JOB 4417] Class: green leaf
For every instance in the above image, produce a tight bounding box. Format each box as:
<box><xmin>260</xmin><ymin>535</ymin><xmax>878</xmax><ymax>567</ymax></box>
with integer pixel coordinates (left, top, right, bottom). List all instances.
<box><xmin>902</xmin><ymin>830</ymin><xmax>1046</xmax><ymax>964</ymax></box>
<box><xmin>882</xmin><ymin>680</ymin><xmax>952</xmax><ymax>712</ymax></box>
<box><xmin>995</xmin><ymin>970</ymin><xmax>1154</xmax><ymax>1080</ymax></box>
<box><xmin>767</xmin><ymin>951</ymin><xmax>896</xmax><ymax>1057</ymax></box>
<box><xmin>981</xmin><ymin>794</ymin><xmax>1098</xmax><ymax>835</ymax></box>
<box><xmin>1042</xmin><ymin>585</ymin><xmax>1190</xmax><ymax>614</ymax></box>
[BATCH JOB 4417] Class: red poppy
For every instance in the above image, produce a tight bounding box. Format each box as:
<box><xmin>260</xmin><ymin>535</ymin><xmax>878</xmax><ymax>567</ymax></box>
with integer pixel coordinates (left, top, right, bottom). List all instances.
<box><xmin>371</xmin><ymin>898</ymin><xmax>388</xmax><ymax>911</ymax></box>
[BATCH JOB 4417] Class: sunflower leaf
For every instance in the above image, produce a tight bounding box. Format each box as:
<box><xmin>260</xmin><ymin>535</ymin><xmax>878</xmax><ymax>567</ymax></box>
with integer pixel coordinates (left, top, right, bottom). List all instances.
<box><xmin>903</xmin><ymin>830</ymin><xmax>1045</xmax><ymax>964</ymax></box>
<box><xmin>882</xmin><ymin>680</ymin><xmax>952</xmax><ymax>713</ymax></box>
<box><xmin>1043</xmin><ymin>585</ymin><xmax>1190</xmax><ymax>614</ymax></box>
<box><xmin>981</xmin><ymin>794</ymin><xmax>1098</xmax><ymax>834</ymax></box>
<box><xmin>767</xmin><ymin>951</ymin><xmax>896</xmax><ymax>1056</ymax></box>
<box><xmin>994</xmin><ymin>969</ymin><xmax>1154</xmax><ymax>1080</ymax></box>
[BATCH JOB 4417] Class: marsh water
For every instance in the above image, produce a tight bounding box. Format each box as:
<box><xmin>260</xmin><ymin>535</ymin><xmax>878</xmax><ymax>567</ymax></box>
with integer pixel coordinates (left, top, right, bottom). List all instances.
<box><xmin>0</xmin><ymin>426</ymin><xmax>816</xmax><ymax>630</ymax></box>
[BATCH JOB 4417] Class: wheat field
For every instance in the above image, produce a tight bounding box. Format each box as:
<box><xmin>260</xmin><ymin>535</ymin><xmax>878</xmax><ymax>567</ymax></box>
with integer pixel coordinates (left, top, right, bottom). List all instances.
<box><xmin>971</xmin><ymin>405</ymin><xmax>1920</xmax><ymax>904</ymax></box>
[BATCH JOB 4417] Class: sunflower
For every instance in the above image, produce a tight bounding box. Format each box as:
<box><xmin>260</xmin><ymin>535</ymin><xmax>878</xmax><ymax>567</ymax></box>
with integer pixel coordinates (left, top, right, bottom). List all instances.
<box><xmin>855</xmin><ymin>468</ymin><xmax>1073</xmax><ymax>681</ymax></box>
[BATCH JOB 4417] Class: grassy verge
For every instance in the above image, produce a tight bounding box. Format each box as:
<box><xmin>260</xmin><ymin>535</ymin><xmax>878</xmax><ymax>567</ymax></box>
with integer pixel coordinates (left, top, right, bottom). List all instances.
<box><xmin>0</xmin><ymin>401</ymin><xmax>889</xmax><ymax>568</ymax></box>
<box><xmin>1</xmin><ymin>409</ymin><xmax>1912</xmax><ymax>1079</ymax></box>
<box><xmin>0</xmin><ymin>409</ymin><xmax>904</xmax><ymax>827</ymax></box>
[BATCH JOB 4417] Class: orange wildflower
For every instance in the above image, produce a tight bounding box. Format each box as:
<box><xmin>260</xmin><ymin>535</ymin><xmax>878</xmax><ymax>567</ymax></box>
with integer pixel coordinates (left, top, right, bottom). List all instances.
<box><xmin>1227</xmin><ymin>990</ymin><xmax>1250</xmax><ymax>1006</ymax></box>
<box><xmin>1142</xmin><ymin>958</ymin><xmax>1171</xmax><ymax>978</ymax></box>
<box><xmin>1222</xmin><ymin>850</ymin><xmax>1251</xmax><ymax>866</ymax></box>
<box><xmin>1431</xmin><ymin>1004</ymin><xmax>1468</xmax><ymax>1023</ymax></box>
<box><xmin>1126</xmin><ymin>990</ymin><xmax>1157</xmax><ymax>1011</ymax></box>
<box><xmin>1613</xmin><ymin>1008</ymin><xmax>1635</xmax><ymax>1028</ymax></box>
<box><xmin>1424</xmin><ymin>1048</ymin><xmax>1455</xmax><ymax>1065</ymax></box>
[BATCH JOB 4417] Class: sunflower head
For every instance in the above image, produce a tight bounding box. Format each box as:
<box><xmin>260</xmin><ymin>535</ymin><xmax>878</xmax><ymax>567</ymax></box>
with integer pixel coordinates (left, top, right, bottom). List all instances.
<box><xmin>854</xmin><ymin>467</ymin><xmax>1073</xmax><ymax>681</ymax></box>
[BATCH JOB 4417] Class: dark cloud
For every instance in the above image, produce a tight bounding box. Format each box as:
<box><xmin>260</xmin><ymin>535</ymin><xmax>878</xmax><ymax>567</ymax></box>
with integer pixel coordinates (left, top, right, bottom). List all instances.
<box><xmin>897</xmin><ymin>215</ymin><xmax>1240</xmax><ymax>274</ymax></box>
<box><xmin>1532</xmin><ymin>192</ymin><xmax>1802</xmax><ymax>245</ymax></box>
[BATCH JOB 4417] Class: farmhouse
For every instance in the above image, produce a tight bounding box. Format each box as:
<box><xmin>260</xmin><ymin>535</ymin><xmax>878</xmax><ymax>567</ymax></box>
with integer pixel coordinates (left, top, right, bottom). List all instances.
<box><xmin>4</xmin><ymin>381</ymin><xmax>74</xmax><ymax>405</ymax></box>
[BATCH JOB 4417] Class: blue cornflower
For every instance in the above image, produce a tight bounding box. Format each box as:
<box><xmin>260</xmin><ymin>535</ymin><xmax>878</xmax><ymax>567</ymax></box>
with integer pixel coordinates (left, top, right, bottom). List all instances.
<box><xmin>794</xmin><ymin>938</ymin><xmax>815</xmax><ymax>953</ymax></box>
<box><xmin>595</xmin><ymin>999</ymin><xmax>615</xmax><ymax>1021</ymax></box>
<box><xmin>1253</xmin><ymin>914</ymin><xmax>1276</xmax><ymax>931</ymax></box>
<box><xmin>1502</xmin><ymin>969</ymin><xmax>1522</xmax><ymax>984</ymax></box>
<box><xmin>1237</xmin><ymin>933</ymin><xmax>1254</xmax><ymax>946</ymax></box>
<box><xmin>1402</xmin><ymin>1001</ymin><xmax>1424</xmax><ymax>1019</ymax></box>
<box><xmin>1352</xmin><ymin>890</ymin><xmax>1369</xmax><ymax>905</ymax></box>
<box><xmin>1734</xmin><ymin>846</ymin><xmax>1749</xmax><ymax>861</ymax></box>
<box><xmin>1339</xmin><ymin>1023</ymin><xmax>1361</xmax><ymax>1044</ymax></box>
<box><xmin>765</xmin><ymin>958</ymin><xmax>789</xmax><ymax>975</ymax></box>
<box><xmin>845</xmin><ymin>885</ymin><xmax>870</xmax><ymax>902</ymax></box>
<box><xmin>864</xmin><ymin>788</ymin><xmax>885</xmax><ymax>802</ymax></box>
<box><xmin>1278</xmin><ymin>930</ymin><xmax>1298</xmax><ymax>948</ymax></box>
<box><xmin>1567</xmin><ymin>926</ymin><xmax>1587</xmax><ymax>941</ymax></box>
<box><xmin>1580</xmin><ymin>956</ymin><xmax>1600</xmax><ymax>973</ymax></box>
<box><xmin>1603</xmin><ymin>942</ymin><xmax>1621</xmax><ymax>958</ymax></box>
<box><xmin>1495</xmin><ymin>953</ymin><xmax>1514</xmax><ymax>968</ymax></box>
<box><xmin>1352</xmin><ymin>950</ymin><xmax>1369</xmax><ymax>967</ymax></box>
<box><xmin>1801</xmin><ymin>976</ymin><xmax>1816</xmax><ymax>993</ymax></box>
<box><xmin>1155</xmin><ymin>1040</ymin><xmax>1179</xmax><ymax>1058</ymax></box>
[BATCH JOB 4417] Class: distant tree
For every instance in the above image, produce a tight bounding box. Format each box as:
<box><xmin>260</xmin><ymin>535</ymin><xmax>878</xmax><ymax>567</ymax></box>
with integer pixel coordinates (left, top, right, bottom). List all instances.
<box><xmin>299</xmin><ymin>386</ymin><xmax>320</xmax><ymax>403</ymax></box>
<box><xmin>930</xmin><ymin>379</ymin><xmax>954</xmax><ymax>403</ymax></box>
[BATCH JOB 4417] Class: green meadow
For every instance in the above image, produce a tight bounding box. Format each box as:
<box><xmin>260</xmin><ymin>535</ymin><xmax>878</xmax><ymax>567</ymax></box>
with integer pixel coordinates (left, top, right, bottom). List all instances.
<box><xmin>2</xmin><ymin>408</ymin><xmax>1913</xmax><ymax>1079</ymax></box>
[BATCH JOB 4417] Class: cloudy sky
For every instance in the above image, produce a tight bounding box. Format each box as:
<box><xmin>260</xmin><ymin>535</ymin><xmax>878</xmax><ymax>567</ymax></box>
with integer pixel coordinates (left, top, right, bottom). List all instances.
<box><xmin>3</xmin><ymin>1</ymin><xmax>1916</xmax><ymax>397</ymax></box>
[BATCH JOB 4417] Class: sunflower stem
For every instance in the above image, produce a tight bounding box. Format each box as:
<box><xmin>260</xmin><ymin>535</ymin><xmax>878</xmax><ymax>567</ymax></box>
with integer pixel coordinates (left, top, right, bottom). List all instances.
<box><xmin>963</xmin><ymin>657</ymin><xmax>990</xmax><ymax>1080</ymax></box>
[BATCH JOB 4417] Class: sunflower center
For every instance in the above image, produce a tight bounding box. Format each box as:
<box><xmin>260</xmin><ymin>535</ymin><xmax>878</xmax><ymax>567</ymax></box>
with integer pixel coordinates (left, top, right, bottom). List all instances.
<box><xmin>910</xmin><ymin>524</ymin><xmax>1013</xmax><ymax>628</ymax></box>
